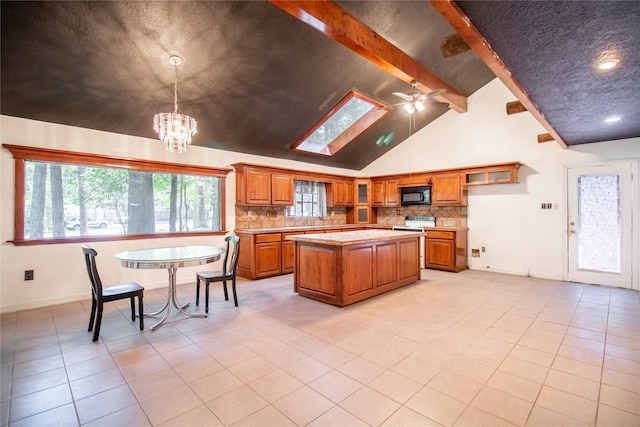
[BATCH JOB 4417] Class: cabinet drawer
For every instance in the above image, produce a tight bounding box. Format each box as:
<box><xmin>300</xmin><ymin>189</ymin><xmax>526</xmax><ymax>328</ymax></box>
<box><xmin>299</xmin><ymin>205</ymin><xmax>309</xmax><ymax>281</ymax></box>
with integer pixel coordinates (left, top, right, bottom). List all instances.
<box><xmin>256</xmin><ymin>233</ymin><xmax>281</xmax><ymax>243</ymax></box>
<box><xmin>426</xmin><ymin>230</ymin><xmax>454</xmax><ymax>240</ymax></box>
<box><xmin>282</xmin><ymin>232</ymin><xmax>303</xmax><ymax>238</ymax></box>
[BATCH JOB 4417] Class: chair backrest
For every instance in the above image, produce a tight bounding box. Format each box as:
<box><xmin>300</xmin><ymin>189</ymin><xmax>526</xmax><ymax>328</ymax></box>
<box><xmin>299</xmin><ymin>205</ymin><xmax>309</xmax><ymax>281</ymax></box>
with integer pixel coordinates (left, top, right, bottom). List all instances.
<box><xmin>222</xmin><ymin>235</ymin><xmax>240</xmax><ymax>276</ymax></box>
<box><xmin>81</xmin><ymin>245</ymin><xmax>103</xmax><ymax>301</ymax></box>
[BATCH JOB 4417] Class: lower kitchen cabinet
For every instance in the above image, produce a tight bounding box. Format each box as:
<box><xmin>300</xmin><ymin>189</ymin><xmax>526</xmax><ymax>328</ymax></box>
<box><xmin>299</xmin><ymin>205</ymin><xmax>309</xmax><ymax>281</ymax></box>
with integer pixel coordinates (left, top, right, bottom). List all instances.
<box><xmin>237</xmin><ymin>227</ymin><xmax>366</xmax><ymax>279</ymax></box>
<box><xmin>425</xmin><ymin>229</ymin><xmax>468</xmax><ymax>272</ymax></box>
<box><xmin>237</xmin><ymin>232</ymin><xmax>282</xmax><ymax>279</ymax></box>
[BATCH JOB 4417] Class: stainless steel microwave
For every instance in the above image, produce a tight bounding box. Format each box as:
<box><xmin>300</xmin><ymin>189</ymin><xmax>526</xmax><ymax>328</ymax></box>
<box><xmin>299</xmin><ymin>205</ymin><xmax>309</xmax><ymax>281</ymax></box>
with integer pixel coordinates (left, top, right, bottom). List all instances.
<box><xmin>400</xmin><ymin>185</ymin><xmax>432</xmax><ymax>206</ymax></box>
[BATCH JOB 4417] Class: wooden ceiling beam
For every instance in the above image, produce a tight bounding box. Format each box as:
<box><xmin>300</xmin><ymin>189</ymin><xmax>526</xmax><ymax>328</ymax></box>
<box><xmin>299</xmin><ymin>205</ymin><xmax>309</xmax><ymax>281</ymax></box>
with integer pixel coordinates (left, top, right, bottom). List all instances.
<box><xmin>440</xmin><ymin>33</ymin><xmax>471</xmax><ymax>58</ymax></box>
<box><xmin>269</xmin><ymin>0</ymin><xmax>468</xmax><ymax>113</ymax></box>
<box><xmin>506</xmin><ymin>101</ymin><xmax>527</xmax><ymax>115</ymax></box>
<box><xmin>538</xmin><ymin>133</ymin><xmax>555</xmax><ymax>143</ymax></box>
<box><xmin>430</xmin><ymin>0</ymin><xmax>567</xmax><ymax>148</ymax></box>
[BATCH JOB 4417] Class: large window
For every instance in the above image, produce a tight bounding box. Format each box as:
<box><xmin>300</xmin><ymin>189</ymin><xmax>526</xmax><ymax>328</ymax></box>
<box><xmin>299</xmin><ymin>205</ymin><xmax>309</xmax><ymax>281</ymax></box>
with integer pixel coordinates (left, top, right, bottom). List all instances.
<box><xmin>4</xmin><ymin>145</ymin><xmax>229</xmax><ymax>245</ymax></box>
<box><xmin>286</xmin><ymin>180</ymin><xmax>327</xmax><ymax>218</ymax></box>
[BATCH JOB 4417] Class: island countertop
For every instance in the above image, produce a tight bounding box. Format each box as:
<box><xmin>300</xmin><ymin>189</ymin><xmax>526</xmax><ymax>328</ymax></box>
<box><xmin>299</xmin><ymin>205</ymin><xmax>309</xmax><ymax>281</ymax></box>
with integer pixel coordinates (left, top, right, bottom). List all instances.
<box><xmin>285</xmin><ymin>229</ymin><xmax>425</xmax><ymax>246</ymax></box>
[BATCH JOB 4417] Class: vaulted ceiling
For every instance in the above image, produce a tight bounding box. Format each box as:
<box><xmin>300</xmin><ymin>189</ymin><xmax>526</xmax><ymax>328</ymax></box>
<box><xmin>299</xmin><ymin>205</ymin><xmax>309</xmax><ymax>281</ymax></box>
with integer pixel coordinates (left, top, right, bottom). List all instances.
<box><xmin>1</xmin><ymin>1</ymin><xmax>638</xmax><ymax>171</ymax></box>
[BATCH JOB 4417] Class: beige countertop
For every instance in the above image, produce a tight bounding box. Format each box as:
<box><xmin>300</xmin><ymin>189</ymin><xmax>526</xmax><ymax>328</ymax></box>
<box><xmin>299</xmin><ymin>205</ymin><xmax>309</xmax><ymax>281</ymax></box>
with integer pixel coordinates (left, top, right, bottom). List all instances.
<box><xmin>285</xmin><ymin>229</ymin><xmax>426</xmax><ymax>246</ymax></box>
<box><xmin>235</xmin><ymin>224</ymin><xmax>467</xmax><ymax>234</ymax></box>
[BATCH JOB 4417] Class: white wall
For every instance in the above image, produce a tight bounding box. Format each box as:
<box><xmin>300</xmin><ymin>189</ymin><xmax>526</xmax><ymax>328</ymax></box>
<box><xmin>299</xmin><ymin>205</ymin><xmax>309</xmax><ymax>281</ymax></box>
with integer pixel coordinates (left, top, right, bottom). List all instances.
<box><xmin>2</xmin><ymin>77</ymin><xmax>639</xmax><ymax>312</ymax></box>
<box><xmin>0</xmin><ymin>116</ymin><xmax>356</xmax><ymax>312</ymax></box>
<box><xmin>363</xmin><ymin>78</ymin><xmax>640</xmax><ymax>283</ymax></box>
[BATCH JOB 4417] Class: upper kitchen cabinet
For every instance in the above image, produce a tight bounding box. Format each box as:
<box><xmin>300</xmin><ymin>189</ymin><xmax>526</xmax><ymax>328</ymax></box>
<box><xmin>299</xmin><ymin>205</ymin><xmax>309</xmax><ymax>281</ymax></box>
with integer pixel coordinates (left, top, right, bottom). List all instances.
<box><xmin>327</xmin><ymin>178</ymin><xmax>355</xmax><ymax>207</ymax></box>
<box><xmin>431</xmin><ymin>173</ymin><xmax>467</xmax><ymax>206</ymax></box>
<box><xmin>371</xmin><ymin>179</ymin><xmax>399</xmax><ymax>207</ymax></box>
<box><xmin>233</xmin><ymin>163</ymin><xmax>293</xmax><ymax>206</ymax></box>
<box><xmin>464</xmin><ymin>162</ymin><xmax>521</xmax><ymax>186</ymax></box>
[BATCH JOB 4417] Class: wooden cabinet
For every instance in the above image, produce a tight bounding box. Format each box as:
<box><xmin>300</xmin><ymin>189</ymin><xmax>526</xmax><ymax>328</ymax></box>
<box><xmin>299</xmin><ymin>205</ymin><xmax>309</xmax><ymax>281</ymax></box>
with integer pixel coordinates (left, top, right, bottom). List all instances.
<box><xmin>345</xmin><ymin>180</ymin><xmax>354</xmax><ymax>206</ymax></box>
<box><xmin>238</xmin><ymin>227</ymin><xmax>367</xmax><ymax>279</ymax></box>
<box><xmin>237</xmin><ymin>232</ymin><xmax>282</xmax><ymax>279</ymax></box>
<box><xmin>371</xmin><ymin>179</ymin><xmax>399</xmax><ymax>206</ymax></box>
<box><xmin>347</xmin><ymin>206</ymin><xmax>377</xmax><ymax>224</ymax></box>
<box><xmin>464</xmin><ymin>162</ymin><xmax>521</xmax><ymax>186</ymax></box>
<box><xmin>425</xmin><ymin>229</ymin><xmax>468</xmax><ymax>272</ymax></box>
<box><xmin>431</xmin><ymin>173</ymin><xmax>466</xmax><ymax>206</ymax></box>
<box><xmin>355</xmin><ymin>179</ymin><xmax>370</xmax><ymax>205</ymax></box>
<box><xmin>233</xmin><ymin>164</ymin><xmax>293</xmax><ymax>206</ymax></box>
<box><xmin>254</xmin><ymin>233</ymin><xmax>281</xmax><ymax>277</ymax></box>
<box><xmin>327</xmin><ymin>179</ymin><xmax>355</xmax><ymax>207</ymax></box>
<box><xmin>271</xmin><ymin>173</ymin><xmax>294</xmax><ymax>205</ymax></box>
<box><xmin>281</xmin><ymin>232</ymin><xmax>299</xmax><ymax>274</ymax></box>
<box><xmin>291</xmin><ymin>233</ymin><xmax>421</xmax><ymax>307</ymax></box>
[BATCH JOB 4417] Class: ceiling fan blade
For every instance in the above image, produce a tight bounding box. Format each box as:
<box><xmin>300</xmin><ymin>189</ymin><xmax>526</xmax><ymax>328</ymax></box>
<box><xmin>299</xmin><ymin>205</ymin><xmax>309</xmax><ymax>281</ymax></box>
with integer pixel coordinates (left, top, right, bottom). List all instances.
<box><xmin>392</xmin><ymin>92</ymin><xmax>413</xmax><ymax>101</ymax></box>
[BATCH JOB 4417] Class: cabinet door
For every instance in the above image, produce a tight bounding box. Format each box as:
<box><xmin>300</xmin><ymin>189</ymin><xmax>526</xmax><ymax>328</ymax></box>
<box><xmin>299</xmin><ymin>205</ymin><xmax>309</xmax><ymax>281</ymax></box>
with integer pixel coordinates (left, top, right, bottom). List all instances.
<box><xmin>371</xmin><ymin>181</ymin><xmax>385</xmax><ymax>206</ymax></box>
<box><xmin>425</xmin><ymin>238</ymin><xmax>456</xmax><ymax>271</ymax></box>
<box><xmin>271</xmin><ymin>173</ymin><xmax>293</xmax><ymax>205</ymax></box>
<box><xmin>432</xmin><ymin>173</ymin><xmax>462</xmax><ymax>205</ymax></box>
<box><xmin>246</xmin><ymin>169</ymin><xmax>272</xmax><ymax>205</ymax></box>
<box><xmin>281</xmin><ymin>240</ymin><xmax>295</xmax><ymax>274</ymax></box>
<box><xmin>355</xmin><ymin>180</ymin><xmax>370</xmax><ymax>206</ymax></box>
<box><xmin>385</xmin><ymin>180</ymin><xmax>399</xmax><ymax>206</ymax></box>
<box><xmin>344</xmin><ymin>180</ymin><xmax>355</xmax><ymax>206</ymax></box>
<box><xmin>255</xmin><ymin>242</ymin><xmax>281</xmax><ymax>277</ymax></box>
<box><xmin>329</xmin><ymin>179</ymin><xmax>345</xmax><ymax>207</ymax></box>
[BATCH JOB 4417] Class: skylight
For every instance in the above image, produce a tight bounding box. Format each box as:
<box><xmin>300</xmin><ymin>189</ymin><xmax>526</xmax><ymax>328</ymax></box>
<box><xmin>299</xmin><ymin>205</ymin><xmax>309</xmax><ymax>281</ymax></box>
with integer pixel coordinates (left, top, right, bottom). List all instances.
<box><xmin>292</xmin><ymin>91</ymin><xmax>391</xmax><ymax>156</ymax></box>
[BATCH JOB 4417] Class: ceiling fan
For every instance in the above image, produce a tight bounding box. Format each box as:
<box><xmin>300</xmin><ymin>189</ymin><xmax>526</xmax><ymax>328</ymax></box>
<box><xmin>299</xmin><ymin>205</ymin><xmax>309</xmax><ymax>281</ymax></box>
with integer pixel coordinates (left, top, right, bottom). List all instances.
<box><xmin>392</xmin><ymin>80</ymin><xmax>447</xmax><ymax>114</ymax></box>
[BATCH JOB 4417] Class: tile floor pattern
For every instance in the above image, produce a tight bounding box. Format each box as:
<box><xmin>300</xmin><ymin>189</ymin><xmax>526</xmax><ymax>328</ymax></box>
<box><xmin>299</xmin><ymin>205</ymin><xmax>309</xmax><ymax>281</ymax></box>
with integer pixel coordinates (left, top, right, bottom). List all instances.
<box><xmin>1</xmin><ymin>270</ymin><xmax>639</xmax><ymax>426</ymax></box>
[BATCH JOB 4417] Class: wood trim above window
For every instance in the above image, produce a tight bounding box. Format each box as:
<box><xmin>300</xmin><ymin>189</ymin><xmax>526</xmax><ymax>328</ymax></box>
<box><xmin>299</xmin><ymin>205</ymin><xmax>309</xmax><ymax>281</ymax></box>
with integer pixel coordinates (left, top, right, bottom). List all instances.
<box><xmin>3</xmin><ymin>144</ymin><xmax>231</xmax><ymax>246</ymax></box>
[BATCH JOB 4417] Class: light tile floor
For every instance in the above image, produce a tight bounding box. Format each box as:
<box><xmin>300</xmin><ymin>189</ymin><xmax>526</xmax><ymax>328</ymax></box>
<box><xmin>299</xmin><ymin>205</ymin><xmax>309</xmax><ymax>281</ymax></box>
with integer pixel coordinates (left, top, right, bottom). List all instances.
<box><xmin>1</xmin><ymin>270</ymin><xmax>638</xmax><ymax>426</ymax></box>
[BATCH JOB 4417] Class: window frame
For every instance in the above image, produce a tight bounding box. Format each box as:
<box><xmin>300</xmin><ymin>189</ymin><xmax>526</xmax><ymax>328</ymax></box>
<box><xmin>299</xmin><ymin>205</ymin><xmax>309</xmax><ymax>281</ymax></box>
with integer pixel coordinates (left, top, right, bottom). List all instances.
<box><xmin>291</xmin><ymin>90</ymin><xmax>392</xmax><ymax>157</ymax></box>
<box><xmin>3</xmin><ymin>144</ymin><xmax>231</xmax><ymax>246</ymax></box>
<box><xmin>286</xmin><ymin>180</ymin><xmax>326</xmax><ymax>218</ymax></box>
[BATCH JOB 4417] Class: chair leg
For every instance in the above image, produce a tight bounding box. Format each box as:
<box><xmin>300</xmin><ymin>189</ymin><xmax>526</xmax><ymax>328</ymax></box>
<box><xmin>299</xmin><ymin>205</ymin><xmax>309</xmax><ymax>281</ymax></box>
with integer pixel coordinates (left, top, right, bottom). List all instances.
<box><xmin>205</xmin><ymin>281</ymin><xmax>209</xmax><ymax>314</ymax></box>
<box><xmin>138</xmin><ymin>294</ymin><xmax>144</xmax><ymax>330</ymax></box>
<box><xmin>222</xmin><ymin>279</ymin><xmax>229</xmax><ymax>301</ymax></box>
<box><xmin>92</xmin><ymin>303</ymin><xmax>103</xmax><ymax>342</ymax></box>
<box><xmin>232</xmin><ymin>277</ymin><xmax>238</xmax><ymax>307</ymax></box>
<box><xmin>130</xmin><ymin>297</ymin><xmax>135</xmax><ymax>321</ymax></box>
<box><xmin>195</xmin><ymin>276</ymin><xmax>200</xmax><ymax>306</ymax></box>
<box><xmin>88</xmin><ymin>298</ymin><xmax>97</xmax><ymax>332</ymax></box>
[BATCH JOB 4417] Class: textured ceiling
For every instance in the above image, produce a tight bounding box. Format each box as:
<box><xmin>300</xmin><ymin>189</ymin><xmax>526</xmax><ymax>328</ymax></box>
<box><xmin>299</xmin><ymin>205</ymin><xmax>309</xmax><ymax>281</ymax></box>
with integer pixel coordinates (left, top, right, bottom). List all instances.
<box><xmin>457</xmin><ymin>0</ymin><xmax>640</xmax><ymax>145</ymax></box>
<box><xmin>1</xmin><ymin>1</ymin><xmax>637</xmax><ymax>171</ymax></box>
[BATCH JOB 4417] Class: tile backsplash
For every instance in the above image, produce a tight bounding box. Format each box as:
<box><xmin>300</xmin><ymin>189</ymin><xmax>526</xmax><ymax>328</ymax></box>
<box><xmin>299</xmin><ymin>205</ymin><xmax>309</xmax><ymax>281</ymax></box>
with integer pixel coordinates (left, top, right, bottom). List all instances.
<box><xmin>235</xmin><ymin>205</ymin><xmax>467</xmax><ymax>229</ymax></box>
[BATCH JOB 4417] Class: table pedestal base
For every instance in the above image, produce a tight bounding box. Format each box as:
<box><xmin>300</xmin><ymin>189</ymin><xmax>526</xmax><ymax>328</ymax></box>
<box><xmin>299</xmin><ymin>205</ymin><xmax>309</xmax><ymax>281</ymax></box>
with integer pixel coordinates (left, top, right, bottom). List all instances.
<box><xmin>146</xmin><ymin>267</ymin><xmax>206</xmax><ymax>330</ymax></box>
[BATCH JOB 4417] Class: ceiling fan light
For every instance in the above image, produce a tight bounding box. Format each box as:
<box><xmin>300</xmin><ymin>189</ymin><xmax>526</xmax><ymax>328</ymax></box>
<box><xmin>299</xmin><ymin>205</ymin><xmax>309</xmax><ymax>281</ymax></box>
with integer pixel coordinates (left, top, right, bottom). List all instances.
<box><xmin>404</xmin><ymin>103</ymin><xmax>414</xmax><ymax>114</ymax></box>
<box><xmin>415</xmin><ymin>101</ymin><xmax>425</xmax><ymax>112</ymax></box>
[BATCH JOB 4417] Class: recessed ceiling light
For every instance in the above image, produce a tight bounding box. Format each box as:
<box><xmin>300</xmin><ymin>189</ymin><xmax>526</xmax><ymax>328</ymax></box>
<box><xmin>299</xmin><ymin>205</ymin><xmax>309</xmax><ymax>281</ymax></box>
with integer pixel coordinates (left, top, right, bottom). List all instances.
<box><xmin>605</xmin><ymin>116</ymin><xmax>621</xmax><ymax>123</ymax></box>
<box><xmin>598</xmin><ymin>58</ymin><xmax>620</xmax><ymax>70</ymax></box>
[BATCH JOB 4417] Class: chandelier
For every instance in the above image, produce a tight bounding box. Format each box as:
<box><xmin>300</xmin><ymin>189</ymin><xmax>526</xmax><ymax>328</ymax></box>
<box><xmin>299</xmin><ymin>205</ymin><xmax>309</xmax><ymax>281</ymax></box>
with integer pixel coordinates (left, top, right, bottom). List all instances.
<box><xmin>153</xmin><ymin>56</ymin><xmax>197</xmax><ymax>153</ymax></box>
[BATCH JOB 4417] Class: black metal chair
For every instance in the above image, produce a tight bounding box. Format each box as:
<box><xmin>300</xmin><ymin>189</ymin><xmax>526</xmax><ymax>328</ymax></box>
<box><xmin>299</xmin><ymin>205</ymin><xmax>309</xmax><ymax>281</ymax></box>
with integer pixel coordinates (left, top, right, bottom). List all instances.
<box><xmin>82</xmin><ymin>245</ymin><xmax>144</xmax><ymax>342</ymax></box>
<box><xmin>195</xmin><ymin>235</ymin><xmax>240</xmax><ymax>312</ymax></box>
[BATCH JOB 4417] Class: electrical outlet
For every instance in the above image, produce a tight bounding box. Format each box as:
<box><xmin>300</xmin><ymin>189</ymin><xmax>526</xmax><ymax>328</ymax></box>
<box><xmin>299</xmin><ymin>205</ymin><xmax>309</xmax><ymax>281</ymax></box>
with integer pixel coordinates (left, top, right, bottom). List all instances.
<box><xmin>24</xmin><ymin>270</ymin><xmax>34</xmax><ymax>281</ymax></box>
<box><xmin>482</xmin><ymin>246</ymin><xmax>486</xmax><ymax>252</ymax></box>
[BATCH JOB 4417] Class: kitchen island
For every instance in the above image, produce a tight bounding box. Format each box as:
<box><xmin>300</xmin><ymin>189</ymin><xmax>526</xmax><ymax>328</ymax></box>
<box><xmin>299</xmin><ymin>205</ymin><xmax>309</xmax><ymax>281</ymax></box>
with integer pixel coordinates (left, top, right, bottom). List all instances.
<box><xmin>286</xmin><ymin>229</ymin><xmax>423</xmax><ymax>307</ymax></box>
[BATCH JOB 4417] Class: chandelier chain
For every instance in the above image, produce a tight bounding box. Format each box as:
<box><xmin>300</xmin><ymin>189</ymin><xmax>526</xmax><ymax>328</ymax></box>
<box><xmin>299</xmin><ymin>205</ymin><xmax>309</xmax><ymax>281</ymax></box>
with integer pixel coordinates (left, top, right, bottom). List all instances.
<box><xmin>173</xmin><ymin>64</ymin><xmax>179</xmax><ymax>114</ymax></box>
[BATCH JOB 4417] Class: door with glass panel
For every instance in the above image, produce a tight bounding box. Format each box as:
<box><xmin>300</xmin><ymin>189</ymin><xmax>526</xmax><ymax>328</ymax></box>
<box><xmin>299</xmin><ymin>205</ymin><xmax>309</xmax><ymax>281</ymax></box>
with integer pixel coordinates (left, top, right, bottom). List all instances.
<box><xmin>567</xmin><ymin>162</ymin><xmax>634</xmax><ymax>288</ymax></box>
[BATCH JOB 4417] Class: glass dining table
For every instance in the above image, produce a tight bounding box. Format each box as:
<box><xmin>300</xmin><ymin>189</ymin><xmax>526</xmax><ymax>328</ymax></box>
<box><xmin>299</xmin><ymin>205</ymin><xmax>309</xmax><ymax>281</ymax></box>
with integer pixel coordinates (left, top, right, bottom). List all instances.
<box><xmin>114</xmin><ymin>245</ymin><xmax>224</xmax><ymax>330</ymax></box>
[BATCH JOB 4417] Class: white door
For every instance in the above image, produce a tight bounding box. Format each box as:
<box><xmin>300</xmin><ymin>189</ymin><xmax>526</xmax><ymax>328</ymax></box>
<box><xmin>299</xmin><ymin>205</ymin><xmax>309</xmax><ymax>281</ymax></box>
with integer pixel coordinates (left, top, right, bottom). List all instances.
<box><xmin>567</xmin><ymin>162</ymin><xmax>634</xmax><ymax>288</ymax></box>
